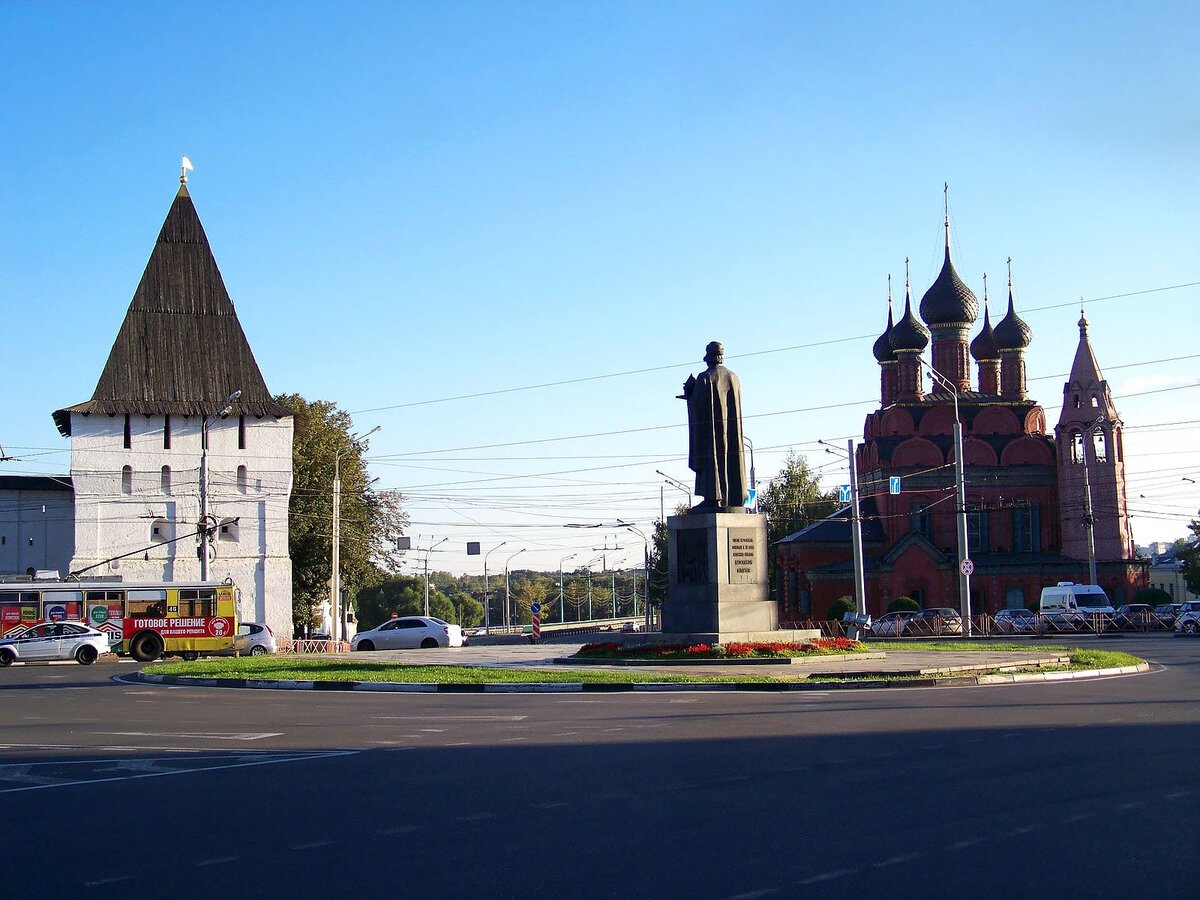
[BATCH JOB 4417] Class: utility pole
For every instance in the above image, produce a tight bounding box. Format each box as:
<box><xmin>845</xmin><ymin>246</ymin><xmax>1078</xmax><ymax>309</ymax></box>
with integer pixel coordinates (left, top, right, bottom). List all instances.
<box><xmin>1082</xmin><ymin>416</ymin><xmax>1103</xmax><ymax>585</ymax></box>
<box><xmin>847</xmin><ymin>438</ymin><xmax>867</xmax><ymax>620</ymax></box>
<box><xmin>483</xmin><ymin>542</ymin><xmax>507</xmax><ymax>636</ymax></box>
<box><xmin>200</xmin><ymin>390</ymin><xmax>240</xmax><ymax>583</ymax></box>
<box><xmin>332</xmin><ymin>425</ymin><xmax>379</xmax><ymax>643</ymax></box>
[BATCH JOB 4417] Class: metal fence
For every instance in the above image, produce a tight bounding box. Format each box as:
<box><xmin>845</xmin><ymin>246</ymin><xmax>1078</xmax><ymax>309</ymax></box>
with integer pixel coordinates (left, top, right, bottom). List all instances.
<box><xmin>782</xmin><ymin>612</ymin><xmax>1176</xmax><ymax>639</ymax></box>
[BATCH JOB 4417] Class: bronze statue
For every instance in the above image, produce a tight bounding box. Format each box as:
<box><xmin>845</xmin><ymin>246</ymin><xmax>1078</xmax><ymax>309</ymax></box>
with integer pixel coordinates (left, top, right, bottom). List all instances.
<box><xmin>681</xmin><ymin>341</ymin><xmax>747</xmax><ymax>509</ymax></box>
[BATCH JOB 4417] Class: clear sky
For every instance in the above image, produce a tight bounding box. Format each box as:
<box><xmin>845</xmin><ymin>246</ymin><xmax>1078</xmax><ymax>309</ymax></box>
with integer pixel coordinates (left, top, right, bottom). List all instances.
<box><xmin>3</xmin><ymin>1</ymin><xmax>1197</xmax><ymax>577</ymax></box>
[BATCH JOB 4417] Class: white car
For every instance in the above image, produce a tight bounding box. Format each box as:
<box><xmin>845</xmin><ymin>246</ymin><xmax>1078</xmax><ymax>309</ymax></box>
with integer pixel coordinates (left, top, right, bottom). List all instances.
<box><xmin>207</xmin><ymin>622</ymin><xmax>277</xmax><ymax>657</ymax></box>
<box><xmin>0</xmin><ymin>622</ymin><xmax>110</xmax><ymax>666</ymax></box>
<box><xmin>352</xmin><ymin>616</ymin><xmax>464</xmax><ymax>651</ymax></box>
<box><xmin>1175</xmin><ymin>601</ymin><xmax>1200</xmax><ymax>634</ymax></box>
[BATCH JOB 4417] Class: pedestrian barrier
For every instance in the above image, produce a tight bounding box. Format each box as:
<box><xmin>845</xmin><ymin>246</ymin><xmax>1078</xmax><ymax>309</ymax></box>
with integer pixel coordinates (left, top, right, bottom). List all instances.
<box><xmin>278</xmin><ymin>638</ymin><xmax>350</xmax><ymax>654</ymax></box>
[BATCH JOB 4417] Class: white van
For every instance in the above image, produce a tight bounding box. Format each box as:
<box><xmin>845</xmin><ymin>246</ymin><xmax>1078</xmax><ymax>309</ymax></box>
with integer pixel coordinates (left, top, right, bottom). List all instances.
<box><xmin>1039</xmin><ymin>582</ymin><xmax>1114</xmax><ymax>615</ymax></box>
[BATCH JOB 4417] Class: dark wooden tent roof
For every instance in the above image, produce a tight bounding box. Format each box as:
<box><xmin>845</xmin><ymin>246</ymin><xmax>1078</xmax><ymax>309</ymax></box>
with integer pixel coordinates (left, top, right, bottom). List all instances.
<box><xmin>53</xmin><ymin>184</ymin><xmax>291</xmax><ymax>436</ymax></box>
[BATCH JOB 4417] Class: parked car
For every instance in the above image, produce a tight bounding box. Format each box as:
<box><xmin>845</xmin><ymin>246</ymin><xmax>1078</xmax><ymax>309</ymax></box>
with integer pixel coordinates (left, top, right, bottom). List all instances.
<box><xmin>994</xmin><ymin>607</ymin><xmax>1038</xmax><ymax>634</ymax></box>
<box><xmin>206</xmin><ymin>622</ymin><xmax>276</xmax><ymax>657</ymax></box>
<box><xmin>0</xmin><ymin>621</ymin><xmax>109</xmax><ymax>667</ymax></box>
<box><xmin>1175</xmin><ymin>601</ymin><xmax>1200</xmax><ymax>634</ymax></box>
<box><xmin>870</xmin><ymin>611</ymin><xmax>917</xmax><ymax>637</ymax></box>
<box><xmin>1154</xmin><ymin>604</ymin><xmax>1182</xmax><ymax>626</ymax></box>
<box><xmin>352</xmin><ymin>616</ymin><xmax>465</xmax><ymax>651</ymax></box>
<box><xmin>903</xmin><ymin>608</ymin><xmax>964</xmax><ymax>636</ymax></box>
<box><xmin>1112</xmin><ymin>604</ymin><xmax>1155</xmax><ymax>630</ymax></box>
<box><xmin>620</xmin><ymin>621</ymin><xmax>643</xmax><ymax>633</ymax></box>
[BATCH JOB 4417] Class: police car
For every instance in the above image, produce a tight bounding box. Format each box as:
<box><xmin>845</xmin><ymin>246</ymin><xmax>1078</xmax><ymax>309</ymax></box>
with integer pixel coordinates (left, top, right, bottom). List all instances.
<box><xmin>0</xmin><ymin>621</ymin><xmax>110</xmax><ymax>666</ymax></box>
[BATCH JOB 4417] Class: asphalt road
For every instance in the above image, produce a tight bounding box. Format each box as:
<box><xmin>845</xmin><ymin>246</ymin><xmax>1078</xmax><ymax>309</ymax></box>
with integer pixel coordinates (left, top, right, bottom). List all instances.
<box><xmin>1</xmin><ymin>636</ymin><xmax>1197</xmax><ymax>899</ymax></box>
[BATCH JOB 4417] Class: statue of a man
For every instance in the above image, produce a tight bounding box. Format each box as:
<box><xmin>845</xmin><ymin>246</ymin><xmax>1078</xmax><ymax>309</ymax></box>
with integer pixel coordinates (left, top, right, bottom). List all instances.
<box><xmin>681</xmin><ymin>341</ymin><xmax>747</xmax><ymax>509</ymax></box>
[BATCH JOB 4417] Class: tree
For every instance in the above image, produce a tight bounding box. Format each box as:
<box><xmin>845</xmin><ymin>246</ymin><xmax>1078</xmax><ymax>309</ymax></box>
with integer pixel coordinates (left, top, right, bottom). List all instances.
<box><xmin>277</xmin><ymin>394</ymin><xmax>408</xmax><ymax>635</ymax></box>
<box><xmin>510</xmin><ymin>577</ymin><xmax>549</xmax><ymax>625</ymax></box>
<box><xmin>887</xmin><ymin>596</ymin><xmax>920</xmax><ymax>613</ymax></box>
<box><xmin>757</xmin><ymin>451</ymin><xmax>839</xmax><ymax>604</ymax></box>
<box><xmin>826</xmin><ymin>596</ymin><xmax>856</xmax><ymax>621</ymax></box>
<box><xmin>647</xmin><ymin>518</ymin><xmax>670</xmax><ymax>611</ymax></box>
<box><xmin>1179</xmin><ymin>515</ymin><xmax>1200</xmax><ymax>596</ymax></box>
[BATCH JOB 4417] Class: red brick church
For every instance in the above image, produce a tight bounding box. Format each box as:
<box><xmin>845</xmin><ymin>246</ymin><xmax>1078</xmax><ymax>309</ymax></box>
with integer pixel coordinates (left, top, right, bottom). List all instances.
<box><xmin>777</xmin><ymin>222</ymin><xmax>1147</xmax><ymax>619</ymax></box>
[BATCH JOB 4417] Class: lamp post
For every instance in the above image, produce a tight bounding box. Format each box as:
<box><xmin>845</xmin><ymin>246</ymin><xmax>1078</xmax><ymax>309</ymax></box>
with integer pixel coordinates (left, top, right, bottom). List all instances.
<box><xmin>819</xmin><ymin>440</ymin><xmax>868</xmax><ymax>623</ymax></box>
<box><xmin>744</xmin><ymin>436</ymin><xmax>757</xmax><ymax>512</ymax></box>
<box><xmin>558</xmin><ymin>552</ymin><xmax>577</xmax><ymax>624</ymax></box>
<box><xmin>616</xmin><ymin>520</ymin><xmax>651</xmax><ymax>631</ymax></box>
<box><xmin>656</xmin><ymin>470</ymin><xmax>692</xmax><ymax>509</ymax></box>
<box><xmin>1081</xmin><ymin>415</ymin><xmax>1105</xmax><ymax>586</ymax></box>
<box><xmin>332</xmin><ymin>425</ymin><xmax>380</xmax><ymax>643</ymax></box>
<box><xmin>917</xmin><ymin>359</ymin><xmax>972</xmax><ymax>636</ymax></box>
<box><xmin>483</xmin><ymin>541</ymin><xmax>508</xmax><ymax>636</ymax></box>
<box><xmin>422</xmin><ymin>537</ymin><xmax>448</xmax><ymax>616</ymax></box>
<box><xmin>199</xmin><ymin>390</ymin><xmax>241</xmax><ymax>582</ymax></box>
<box><xmin>504</xmin><ymin>548</ymin><xmax>525</xmax><ymax>631</ymax></box>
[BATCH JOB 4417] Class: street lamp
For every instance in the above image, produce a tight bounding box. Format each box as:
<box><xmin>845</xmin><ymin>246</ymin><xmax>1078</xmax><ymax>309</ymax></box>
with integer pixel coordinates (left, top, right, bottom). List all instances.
<box><xmin>504</xmin><ymin>548</ymin><xmax>526</xmax><ymax>631</ymax></box>
<box><xmin>1080</xmin><ymin>415</ymin><xmax>1105</xmax><ymax>586</ymax></box>
<box><xmin>818</xmin><ymin>440</ymin><xmax>867</xmax><ymax>624</ymax></box>
<box><xmin>656</xmin><ymin>469</ymin><xmax>692</xmax><ymax>513</ymax></box>
<box><xmin>332</xmin><ymin>425</ymin><xmax>380</xmax><ymax>643</ymax></box>
<box><xmin>616</xmin><ymin>520</ymin><xmax>651</xmax><ymax>631</ymax></box>
<box><xmin>917</xmin><ymin>359</ymin><xmax>972</xmax><ymax>636</ymax></box>
<box><xmin>482</xmin><ymin>541</ymin><xmax>508</xmax><ymax>636</ymax></box>
<box><xmin>558</xmin><ymin>552</ymin><xmax>578</xmax><ymax>624</ymax></box>
<box><xmin>422</xmin><ymin>537</ymin><xmax>448</xmax><ymax>616</ymax></box>
<box><xmin>199</xmin><ymin>389</ymin><xmax>241</xmax><ymax>582</ymax></box>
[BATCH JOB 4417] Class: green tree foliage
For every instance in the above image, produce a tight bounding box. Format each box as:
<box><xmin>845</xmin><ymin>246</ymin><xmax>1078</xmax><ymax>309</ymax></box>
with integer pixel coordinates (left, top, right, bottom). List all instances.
<box><xmin>757</xmin><ymin>451</ymin><xmax>838</xmax><ymax>602</ymax></box>
<box><xmin>647</xmin><ymin>518</ymin><xmax>670</xmax><ymax>610</ymax></box>
<box><xmin>510</xmin><ymin>576</ymin><xmax>550</xmax><ymax>625</ymax></box>
<box><xmin>1179</xmin><ymin>516</ymin><xmax>1200</xmax><ymax>597</ymax></box>
<box><xmin>278</xmin><ymin>394</ymin><xmax>408</xmax><ymax>635</ymax></box>
<box><xmin>826</xmin><ymin>596</ymin><xmax>857</xmax><ymax>621</ymax></box>
<box><xmin>449</xmin><ymin>593</ymin><xmax>484</xmax><ymax>628</ymax></box>
<box><xmin>887</xmin><ymin>596</ymin><xmax>920</xmax><ymax>613</ymax></box>
<box><xmin>1131</xmin><ymin>587</ymin><xmax>1172</xmax><ymax>607</ymax></box>
<box><xmin>355</xmin><ymin>575</ymin><xmax>461</xmax><ymax>629</ymax></box>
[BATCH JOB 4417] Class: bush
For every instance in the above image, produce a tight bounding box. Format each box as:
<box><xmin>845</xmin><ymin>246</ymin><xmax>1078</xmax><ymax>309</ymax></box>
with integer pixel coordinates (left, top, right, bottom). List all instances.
<box><xmin>826</xmin><ymin>596</ymin><xmax>857</xmax><ymax>621</ymax></box>
<box><xmin>887</xmin><ymin>596</ymin><xmax>920</xmax><ymax>613</ymax></box>
<box><xmin>1132</xmin><ymin>587</ymin><xmax>1173</xmax><ymax>608</ymax></box>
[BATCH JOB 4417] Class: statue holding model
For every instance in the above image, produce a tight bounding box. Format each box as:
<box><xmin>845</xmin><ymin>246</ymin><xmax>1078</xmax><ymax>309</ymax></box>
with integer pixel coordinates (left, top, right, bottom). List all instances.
<box><xmin>681</xmin><ymin>341</ymin><xmax>748</xmax><ymax>510</ymax></box>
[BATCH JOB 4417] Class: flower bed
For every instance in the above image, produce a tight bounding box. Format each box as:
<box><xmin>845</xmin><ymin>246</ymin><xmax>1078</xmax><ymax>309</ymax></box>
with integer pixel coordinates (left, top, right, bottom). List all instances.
<box><xmin>574</xmin><ymin>637</ymin><xmax>866</xmax><ymax>660</ymax></box>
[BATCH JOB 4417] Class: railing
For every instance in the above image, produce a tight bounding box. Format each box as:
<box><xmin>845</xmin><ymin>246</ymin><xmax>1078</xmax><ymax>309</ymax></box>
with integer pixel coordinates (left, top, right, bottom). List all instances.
<box><xmin>277</xmin><ymin>638</ymin><xmax>350</xmax><ymax>654</ymax></box>
<box><xmin>784</xmin><ymin>612</ymin><xmax>1176</xmax><ymax>639</ymax></box>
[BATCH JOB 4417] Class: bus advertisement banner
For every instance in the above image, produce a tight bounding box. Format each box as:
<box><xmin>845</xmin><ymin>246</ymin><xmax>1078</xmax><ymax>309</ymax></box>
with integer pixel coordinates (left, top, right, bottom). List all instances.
<box><xmin>122</xmin><ymin>617</ymin><xmax>235</xmax><ymax>640</ymax></box>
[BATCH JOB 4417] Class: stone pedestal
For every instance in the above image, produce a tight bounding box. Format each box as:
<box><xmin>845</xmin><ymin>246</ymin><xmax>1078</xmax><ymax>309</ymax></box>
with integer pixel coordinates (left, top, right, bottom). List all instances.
<box><xmin>663</xmin><ymin>510</ymin><xmax>807</xmax><ymax>643</ymax></box>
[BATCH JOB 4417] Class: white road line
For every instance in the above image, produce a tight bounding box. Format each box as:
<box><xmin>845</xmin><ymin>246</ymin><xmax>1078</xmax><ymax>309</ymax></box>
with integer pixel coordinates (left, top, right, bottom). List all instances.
<box><xmin>531</xmin><ymin>802</ymin><xmax>568</xmax><ymax>810</ymax></box>
<box><xmin>378</xmin><ymin>826</ymin><xmax>421</xmax><ymax>835</ymax></box>
<box><xmin>457</xmin><ymin>813</ymin><xmax>497</xmax><ymax>822</ymax></box>
<box><xmin>951</xmin><ymin>838</ymin><xmax>983</xmax><ymax>850</ymax></box>
<box><xmin>1165</xmin><ymin>790</ymin><xmax>1193</xmax><ymax>800</ymax></box>
<box><xmin>798</xmin><ymin>869</ymin><xmax>857</xmax><ymax>885</ymax></box>
<box><xmin>96</xmin><ymin>732</ymin><xmax>283</xmax><ymax>741</ymax></box>
<box><xmin>726</xmin><ymin>890</ymin><xmax>778</xmax><ymax>899</ymax></box>
<box><xmin>873</xmin><ymin>853</ymin><xmax>923</xmax><ymax>868</ymax></box>
<box><xmin>292</xmin><ymin>841</ymin><xmax>333</xmax><ymax>850</ymax></box>
<box><xmin>85</xmin><ymin>875</ymin><xmax>135</xmax><ymax>886</ymax></box>
<box><xmin>196</xmin><ymin>856</ymin><xmax>240</xmax><ymax>866</ymax></box>
<box><xmin>1006</xmin><ymin>825</ymin><xmax>1037</xmax><ymax>836</ymax></box>
<box><xmin>1116</xmin><ymin>801</ymin><xmax>1146</xmax><ymax>810</ymax></box>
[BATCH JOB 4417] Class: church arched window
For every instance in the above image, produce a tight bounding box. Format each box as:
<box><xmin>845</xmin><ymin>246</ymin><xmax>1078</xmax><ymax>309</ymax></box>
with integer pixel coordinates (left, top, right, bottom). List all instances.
<box><xmin>121</xmin><ymin>465</ymin><xmax>133</xmax><ymax>494</ymax></box>
<box><xmin>237</xmin><ymin>465</ymin><xmax>248</xmax><ymax>493</ymax></box>
<box><xmin>161</xmin><ymin>465</ymin><xmax>171</xmax><ymax>494</ymax></box>
<box><xmin>1093</xmin><ymin>428</ymin><xmax>1107</xmax><ymax>462</ymax></box>
<box><xmin>1070</xmin><ymin>431</ymin><xmax>1084</xmax><ymax>464</ymax></box>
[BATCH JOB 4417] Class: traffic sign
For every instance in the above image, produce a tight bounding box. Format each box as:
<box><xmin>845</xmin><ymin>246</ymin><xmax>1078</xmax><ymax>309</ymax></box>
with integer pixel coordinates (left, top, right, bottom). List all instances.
<box><xmin>530</xmin><ymin>603</ymin><xmax>541</xmax><ymax>614</ymax></box>
<box><xmin>839</xmin><ymin>484</ymin><xmax>852</xmax><ymax>502</ymax></box>
<box><xmin>960</xmin><ymin>558</ymin><xmax>974</xmax><ymax>576</ymax></box>
<box><xmin>889</xmin><ymin>476</ymin><xmax>902</xmax><ymax>495</ymax></box>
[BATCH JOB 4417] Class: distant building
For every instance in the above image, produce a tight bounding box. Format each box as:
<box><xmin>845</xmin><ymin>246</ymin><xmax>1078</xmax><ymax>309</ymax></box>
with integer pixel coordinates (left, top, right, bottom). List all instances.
<box><xmin>1148</xmin><ymin>543</ymin><xmax>1199</xmax><ymax>604</ymax></box>
<box><xmin>778</xmin><ymin>221</ymin><xmax>1147</xmax><ymax>619</ymax></box>
<box><xmin>43</xmin><ymin>179</ymin><xmax>295</xmax><ymax>635</ymax></box>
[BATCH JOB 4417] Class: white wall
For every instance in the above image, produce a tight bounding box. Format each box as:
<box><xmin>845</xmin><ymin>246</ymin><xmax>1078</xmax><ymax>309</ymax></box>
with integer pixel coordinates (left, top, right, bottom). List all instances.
<box><xmin>0</xmin><ymin>486</ymin><xmax>75</xmax><ymax>576</ymax></box>
<box><xmin>68</xmin><ymin>411</ymin><xmax>294</xmax><ymax>637</ymax></box>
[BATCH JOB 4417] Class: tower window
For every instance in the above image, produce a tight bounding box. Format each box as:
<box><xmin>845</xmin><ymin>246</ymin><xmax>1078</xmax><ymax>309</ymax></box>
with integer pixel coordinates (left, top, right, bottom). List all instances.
<box><xmin>121</xmin><ymin>466</ymin><xmax>133</xmax><ymax>495</ymax></box>
<box><xmin>1070</xmin><ymin>431</ymin><xmax>1084</xmax><ymax>464</ymax></box>
<box><xmin>123</xmin><ymin>414</ymin><xmax>131</xmax><ymax>449</ymax></box>
<box><xmin>161</xmin><ymin>465</ymin><xmax>171</xmax><ymax>494</ymax></box>
<box><xmin>238</xmin><ymin>415</ymin><xmax>247</xmax><ymax>450</ymax></box>
<box><xmin>150</xmin><ymin>518</ymin><xmax>171</xmax><ymax>541</ymax></box>
<box><xmin>163</xmin><ymin>415</ymin><xmax>171</xmax><ymax>449</ymax></box>
<box><xmin>910</xmin><ymin>503</ymin><xmax>930</xmax><ymax>538</ymax></box>
<box><xmin>237</xmin><ymin>465</ymin><xmax>248</xmax><ymax>493</ymax></box>
<box><xmin>1093</xmin><ymin>429</ymin><xmax>1107</xmax><ymax>463</ymax></box>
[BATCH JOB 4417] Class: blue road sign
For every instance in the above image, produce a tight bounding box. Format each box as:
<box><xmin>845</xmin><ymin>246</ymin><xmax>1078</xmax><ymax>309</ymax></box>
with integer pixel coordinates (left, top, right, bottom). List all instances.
<box><xmin>889</xmin><ymin>476</ymin><xmax>902</xmax><ymax>495</ymax></box>
<box><xmin>839</xmin><ymin>485</ymin><xmax>852</xmax><ymax>503</ymax></box>
<box><xmin>530</xmin><ymin>603</ymin><xmax>541</xmax><ymax>614</ymax></box>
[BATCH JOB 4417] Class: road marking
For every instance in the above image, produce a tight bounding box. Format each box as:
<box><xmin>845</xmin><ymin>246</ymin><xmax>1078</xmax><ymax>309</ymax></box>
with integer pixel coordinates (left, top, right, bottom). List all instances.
<box><xmin>950</xmin><ymin>838</ymin><xmax>983</xmax><ymax>849</ymax></box>
<box><xmin>84</xmin><ymin>875</ymin><xmax>134</xmax><ymax>886</ymax></box>
<box><xmin>531</xmin><ymin>802</ymin><xmax>568</xmax><ymax>810</ymax></box>
<box><xmin>1116</xmin><ymin>801</ymin><xmax>1146</xmax><ymax>810</ymax></box>
<box><xmin>292</xmin><ymin>841</ymin><xmax>333</xmax><ymax>850</ymax></box>
<box><xmin>1006</xmin><ymin>825</ymin><xmax>1037</xmax><ymax>836</ymax></box>
<box><xmin>726</xmin><ymin>890</ymin><xmax>778</xmax><ymax>899</ymax></box>
<box><xmin>798</xmin><ymin>869</ymin><xmax>857</xmax><ymax>885</ymax></box>
<box><xmin>456</xmin><ymin>813</ymin><xmax>496</xmax><ymax>822</ymax></box>
<box><xmin>1062</xmin><ymin>813</ymin><xmax>1091</xmax><ymax>824</ymax></box>
<box><xmin>372</xmin><ymin>715</ymin><xmax>527</xmax><ymax>722</ymax></box>
<box><xmin>196</xmin><ymin>856</ymin><xmax>240</xmax><ymax>866</ymax></box>
<box><xmin>1165</xmin><ymin>790</ymin><xmax>1193</xmax><ymax>800</ymax></box>
<box><xmin>378</xmin><ymin>826</ymin><xmax>421</xmax><ymax>835</ymax></box>
<box><xmin>96</xmin><ymin>731</ymin><xmax>283</xmax><ymax>741</ymax></box>
<box><xmin>873</xmin><ymin>853</ymin><xmax>923</xmax><ymax>868</ymax></box>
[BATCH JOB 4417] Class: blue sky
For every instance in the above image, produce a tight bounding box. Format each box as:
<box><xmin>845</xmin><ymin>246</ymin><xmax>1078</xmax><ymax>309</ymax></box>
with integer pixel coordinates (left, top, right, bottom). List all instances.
<box><xmin>3</xmin><ymin>1</ymin><xmax>1197</xmax><ymax>576</ymax></box>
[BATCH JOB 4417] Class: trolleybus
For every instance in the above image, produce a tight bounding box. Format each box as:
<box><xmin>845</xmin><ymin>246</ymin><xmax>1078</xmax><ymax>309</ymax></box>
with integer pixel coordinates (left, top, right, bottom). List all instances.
<box><xmin>0</xmin><ymin>579</ymin><xmax>241</xmax><ymax>662</ymax></box>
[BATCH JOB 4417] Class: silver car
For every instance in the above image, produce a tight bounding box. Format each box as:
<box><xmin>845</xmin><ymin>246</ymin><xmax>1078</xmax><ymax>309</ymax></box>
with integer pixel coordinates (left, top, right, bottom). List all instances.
<box><xmin>352</xmin><ymin>616</ymin><xmax>465</xmax><ymax>651</ymax></box>
<box><xmin>0</xmin><ymin>621</ymin><xmax>109</xmax><ymax>666</ymax></box>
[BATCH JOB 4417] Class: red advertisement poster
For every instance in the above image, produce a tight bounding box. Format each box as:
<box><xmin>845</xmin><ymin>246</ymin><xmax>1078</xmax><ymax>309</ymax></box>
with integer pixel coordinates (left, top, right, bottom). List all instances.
<box><xmin>122</xmin><ymin>617</ymin><xmax>235</xmax><ymax>640</ymax></box>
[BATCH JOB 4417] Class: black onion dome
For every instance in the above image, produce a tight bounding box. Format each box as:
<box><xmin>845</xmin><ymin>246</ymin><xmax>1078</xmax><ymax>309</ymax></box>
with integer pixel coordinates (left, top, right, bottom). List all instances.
<box><xmin>889</xmin><ymin>294</ymin><xmax>929</xmax><ymax>352</ymax></box>
<box><xmin>970</xmin><ymin>304</ymin><xmax>1000</xmax><ymax>361</ymax></box>
<box><xmin>873</xmin><ymin>306</ymin><xmax>896</xmax><ymax>362</ymax></box>
<box><xmin>994</xmin><ymin>290</ymin><xmax>1032</xmax><ymax>350</ymax></box>
<box><xmin>919</xmin><ymin>246</ymin><xmax>979</xmax><ymax>326</ymax></box>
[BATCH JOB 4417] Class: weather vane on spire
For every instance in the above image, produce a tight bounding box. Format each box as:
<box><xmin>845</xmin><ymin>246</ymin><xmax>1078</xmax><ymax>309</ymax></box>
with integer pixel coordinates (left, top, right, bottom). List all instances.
<box><xmin>887</xmin><ymin>273</ymin><xmax>892</xmax><ymax>309</ymax></box>
<box><xmin>943</xmin><ymin>182</ymin><xmax>950</xmax><ymax>245</ymax></box>
<box><xmin>1007</xmin><ymin>256</ymin><xmax>1013</xmax><ymax>290</ymax></box>
<box><xmin>905</xmin><ymin>256</ymin><xmax>910</xmax><ymax>293</ymax></box>
<box><xmin>982</xmin><ymin>272</ymin><xmax>989</xmax><ymax>306</ymax></box>
<box><xmin>180</xmin><ymin>156</ymin><xmax>193</xmax><ymax>185</ymax></box>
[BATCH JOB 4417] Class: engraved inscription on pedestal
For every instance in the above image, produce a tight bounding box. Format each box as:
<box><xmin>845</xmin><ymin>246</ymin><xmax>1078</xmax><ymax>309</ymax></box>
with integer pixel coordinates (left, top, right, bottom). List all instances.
<box><xmin>728</xmin><ymin>528</ymin><xmax>757</xmax><ymax>584</ymax></box>
<box><xmin>676</xmin><ymin>528</ymin><xmax>708</xmax><ymax>584</ymax></box>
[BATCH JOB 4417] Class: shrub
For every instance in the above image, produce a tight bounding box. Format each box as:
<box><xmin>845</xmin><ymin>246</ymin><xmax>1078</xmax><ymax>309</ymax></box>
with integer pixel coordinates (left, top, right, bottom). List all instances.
<box><xmin>1132</xmin><ymin>587</ymin><xmax>1173</xmax><ymax>607</ymax></box>
<box><xmin>826</xmin><ymin>596</ymin><xmax>857</xmax><ymax>621</ymax></box>
<box><xmin>887</xmin><ymin>596</ymin><xmax>920</xmax><ymax>613</ymax></box>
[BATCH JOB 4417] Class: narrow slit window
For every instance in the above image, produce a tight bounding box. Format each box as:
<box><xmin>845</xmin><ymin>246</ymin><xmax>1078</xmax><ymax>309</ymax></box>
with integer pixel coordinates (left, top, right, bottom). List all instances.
<box><xmin>163</xmin><ymin>415</ymin><xmax>171</xmax><ymax>449</ymax></box>
<box><xmin>123</xmin><ymin>414</ymin><xmax>131</xmax><ymax>449</ymax></box>
<box><xmin>160</xmin><ymin>465</ymin><xmax>171</xmax><ymax>494</ymax></box>
<box><xmin>238</xmin><ymin>415</ymin><xmax>246</xmax><ymax>450</ymax></box>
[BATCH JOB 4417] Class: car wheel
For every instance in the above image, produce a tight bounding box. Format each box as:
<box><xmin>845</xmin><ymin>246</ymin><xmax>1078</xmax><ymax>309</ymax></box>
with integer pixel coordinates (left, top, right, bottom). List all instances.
<box><xmin>1184</xmin><ymin>622</ymin><xmax>1200</xmax><ymax>634</ymax></box>
<box><xmin>420</xmin><ymin>637</ymin><xmax>439</xmax><ymax>649</ymax></box>
<box><xmin>129</xmin><ymin>631</ymin><xmax>165</xmax><ymax>662</ymax></box>
<box><xmin>75</xmin><ymin>644</ymin><xmax>99</xmax><ymax>665</ymax></box>
<box><xmin>249</xmin><ymin>644</ymin><xmax>268</xmax><ymax>656</ymax></box>
<box><xmin>0</xmin><ymin>648</ymin><xmax>14</xmax><ymax>667</ymax></box>
<box><xmin>180</xmin><ymin>651</ymin><xmax>199</xmax><ymax>661</ymax></box>
<box><xmin>356</xmin><ymin>640</ymin><xmax>375</xmax><ymax>652</ymax></box>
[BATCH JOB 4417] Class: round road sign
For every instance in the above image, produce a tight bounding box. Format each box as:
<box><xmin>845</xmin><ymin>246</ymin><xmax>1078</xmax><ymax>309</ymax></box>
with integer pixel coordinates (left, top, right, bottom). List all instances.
<box><xmin>960</xmin><ymin>558</ymin><xmax>974</xmax><ymax>576</ymax></box>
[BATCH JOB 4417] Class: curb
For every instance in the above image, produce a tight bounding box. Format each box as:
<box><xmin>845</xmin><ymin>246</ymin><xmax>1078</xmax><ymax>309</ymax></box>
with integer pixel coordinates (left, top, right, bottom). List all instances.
<box><xmin>131</xmin><ymin>661</ymin><xmax>1149</xmax><ymax>694</ymax></box>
